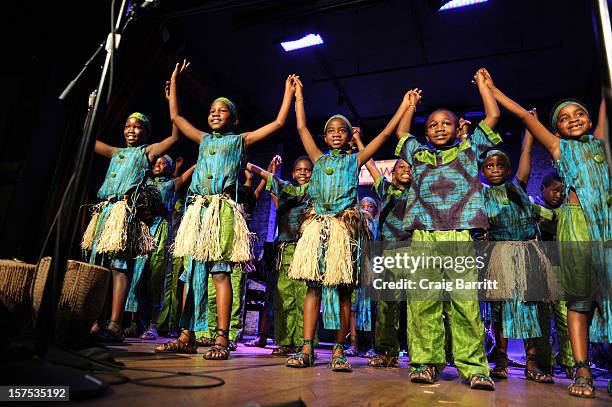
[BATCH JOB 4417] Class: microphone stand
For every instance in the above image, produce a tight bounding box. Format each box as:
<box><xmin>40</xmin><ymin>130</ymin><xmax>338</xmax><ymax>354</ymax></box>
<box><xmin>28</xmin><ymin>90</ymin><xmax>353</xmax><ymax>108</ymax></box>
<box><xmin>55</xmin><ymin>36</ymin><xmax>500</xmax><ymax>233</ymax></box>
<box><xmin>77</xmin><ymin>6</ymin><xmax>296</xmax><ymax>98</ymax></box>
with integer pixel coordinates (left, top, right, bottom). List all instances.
<box><xmin>6</xmin><ymin>0</ymin><xmax>148</xmax><ymax>400</ymax></box>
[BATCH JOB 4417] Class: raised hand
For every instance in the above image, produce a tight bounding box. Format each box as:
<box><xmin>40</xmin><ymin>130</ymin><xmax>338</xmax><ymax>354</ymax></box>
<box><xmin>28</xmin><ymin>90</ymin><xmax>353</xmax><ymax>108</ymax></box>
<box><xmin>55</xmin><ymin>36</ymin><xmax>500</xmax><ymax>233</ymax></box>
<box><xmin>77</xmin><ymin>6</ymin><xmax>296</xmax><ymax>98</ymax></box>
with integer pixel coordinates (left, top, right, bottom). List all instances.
<box><xmin>477</xmin><ymin>68</ymin><xmax>495</xmax><ymax>89</ymax></box>
<box><xmin>407</xmin><ymin>88</ymin><xmax>423</xmax><ymax>107</ymax></box>
<box><xmin>164</xmin><ymin>80</ymin><xmax>171</xmax><ymax>100</ymax></box>
<box><xmin>286</xmin><ymin>74</ymin><xmax>300</xmax><ymax>94</ymax></box>
<box><xmin>171</xmin><ymin>59</ymin><xmax>190</xmax><ymax>83</ymax></box>
<box><xmin>458</xmin><ymin>118</ymin><xmax>472</xmax><ymax>140</ymax></box>
<box><xmin>352</xmin><ymin>126</ymin><xmax>362</xmax><ymax>143</ymax></box>
<box><xmin>294</xmin><ymin>76</ymin><xmax>304</xmax><ymax>99</ymax></box>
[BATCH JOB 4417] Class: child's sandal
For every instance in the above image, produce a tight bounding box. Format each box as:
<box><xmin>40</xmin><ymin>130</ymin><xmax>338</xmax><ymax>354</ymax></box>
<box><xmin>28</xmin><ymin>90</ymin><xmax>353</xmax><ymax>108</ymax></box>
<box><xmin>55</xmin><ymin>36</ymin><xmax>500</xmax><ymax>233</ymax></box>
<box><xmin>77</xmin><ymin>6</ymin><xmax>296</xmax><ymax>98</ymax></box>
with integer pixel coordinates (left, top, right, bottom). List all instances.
<box><xmin>155</xmin><ymin>329</ymin><xmax>197</xmax><ymax>354</ymax></box>
<box><xmin>568</xmin><ymin>360</ymin><xmax>595</xmax><ymax>398</ymax></box>
<box><xmin>286</xmin><ymin>339</ymin><xmax>316</xmax><ymax>368</ymax></box>
<box><xmin>490</xmin><ymin>350</ymin><xmax>508</xmax><ymax>379</ymax></box>
<box><xmin>409</xmin><ymin>365</ymin><xmax>437</xmax><ymax>384</ymax></box>
<box><xmin>203</xmin><ymin>329</ymin><xmax>231</xmax><ymax>360</ymax></box>
<box><xmin>329</xmin><ymin>344</ymin><xmax>352</xmax><ymax>372</ymax></box>
<box><xmin>524</xmin><ymin>354</ymin><xmax>554</xmax><ymax>383</ymax></box>
<box><xmin>195</xmin><ymin>336</ymin><xmax>216</xmax><ymax>347</ymax></box>
<box><xmin>367</xmin><ymin>354</ymin><xmax>399</xmax><ymax>368</ymax></box>
<box><xmin>469</xmin><ymin>373</ymin><xmax>495</xmax><ymax>391</ymax></box>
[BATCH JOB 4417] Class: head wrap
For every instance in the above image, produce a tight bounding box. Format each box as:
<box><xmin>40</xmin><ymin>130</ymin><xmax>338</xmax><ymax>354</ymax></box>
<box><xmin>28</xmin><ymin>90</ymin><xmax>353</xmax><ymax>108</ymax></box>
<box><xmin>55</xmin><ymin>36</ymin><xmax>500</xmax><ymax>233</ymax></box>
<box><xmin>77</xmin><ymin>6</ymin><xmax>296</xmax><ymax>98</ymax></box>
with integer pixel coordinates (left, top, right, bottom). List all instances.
<box><xmin>550</xmin><ymin>99</ymin><xmax>590</xmax><ymax>130</ymax></box>
<box><xmin>360</xmin><ymin>196</ymin><xmax>379</xmax><ymax>213</ymax></box>
<box><xmin>161</xmin><ymin>154</ymin><xmax>176</xmax><ymax>174</ymax></box>
<box><xmin>324</xmin><ymin>114</ymin><xmax>352</xmax><ymax>135</ymax></box>
<box><xmin>213</xmin><ymin>97</ymin><xmax>238</xmax><ymax>119</ymax></box>
<box><xmin>128</xmin><ymin>112</ymin><xmax>151</xmax><ymax>132</ymax></box>
<box><xmin>483</xmin><ymin>149</ymin><xmax>511</xmax><ymax>166</ymax></box>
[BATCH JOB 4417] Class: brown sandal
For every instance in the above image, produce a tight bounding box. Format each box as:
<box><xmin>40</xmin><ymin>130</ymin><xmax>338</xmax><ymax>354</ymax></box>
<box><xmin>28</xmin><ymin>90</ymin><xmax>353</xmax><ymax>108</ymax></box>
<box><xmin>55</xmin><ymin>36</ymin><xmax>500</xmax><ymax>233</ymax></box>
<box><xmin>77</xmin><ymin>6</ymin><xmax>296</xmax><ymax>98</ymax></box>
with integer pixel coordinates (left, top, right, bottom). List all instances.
<box><xmin>409</xmin><ymin>365</ymin><xmax>437</xmax><ymax>384</ymax></box>
<box><xmin>155</xmin><ymin>329</ymin><xmax>197</xmax><ymax>354</ymax></box>
<box><xmin>203</xmin><ymin>329</ymin><xmax>230</xmax><ymax>360</ymax></box>
<box><xmin>368</xmin><ymin>354</ymin><xmax>399</xmax><ymax>368</ymax></box>
<box><xmin>525</xmin><ymin>354</ymin><xmax>554</xmax><ymax>384</ymax></box>
<box><xmin>490</xmin><ymin>350</ymin><xmax>508</xmax><ymax>379</ymax></box>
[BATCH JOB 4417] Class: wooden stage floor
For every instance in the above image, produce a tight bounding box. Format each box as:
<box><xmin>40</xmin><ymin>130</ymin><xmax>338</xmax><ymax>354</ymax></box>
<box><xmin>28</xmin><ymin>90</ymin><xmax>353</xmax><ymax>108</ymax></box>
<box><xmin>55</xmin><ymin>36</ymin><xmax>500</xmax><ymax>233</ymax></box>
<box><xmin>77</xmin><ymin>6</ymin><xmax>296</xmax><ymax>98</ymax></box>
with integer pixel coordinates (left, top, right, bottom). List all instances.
<box><xmin>75</xmin><ymin>338</ymin><xmax>611</xmax><ymax>407</ymax></box>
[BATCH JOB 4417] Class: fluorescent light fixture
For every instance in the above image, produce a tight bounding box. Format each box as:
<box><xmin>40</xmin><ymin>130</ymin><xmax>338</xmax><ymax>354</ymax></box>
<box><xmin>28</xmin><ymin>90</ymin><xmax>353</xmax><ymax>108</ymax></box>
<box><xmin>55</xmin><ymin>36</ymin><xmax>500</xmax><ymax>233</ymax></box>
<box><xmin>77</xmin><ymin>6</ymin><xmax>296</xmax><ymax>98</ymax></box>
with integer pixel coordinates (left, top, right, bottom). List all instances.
<box><xmin>281</xmin><ymin>34</ymin><xmax>324</xmax><ymax>52</ymax></box>
<box><xmin>439</xmin><ymin>0</ymin><xmax>488</xmax><ymax>11</ymax></box>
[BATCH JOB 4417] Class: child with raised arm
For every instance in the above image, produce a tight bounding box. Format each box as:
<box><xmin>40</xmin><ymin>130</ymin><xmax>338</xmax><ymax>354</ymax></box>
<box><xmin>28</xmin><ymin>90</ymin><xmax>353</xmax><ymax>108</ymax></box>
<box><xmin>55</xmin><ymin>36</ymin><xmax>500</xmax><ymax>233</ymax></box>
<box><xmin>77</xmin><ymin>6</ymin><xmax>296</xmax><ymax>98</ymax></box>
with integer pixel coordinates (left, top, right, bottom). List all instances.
<box><xmin>124</xmin><ymin>155</ymin><xmax>195</xmax><ymax>340</ymax></box>
<box><xmin>353</xmin><ymin>90</ymin><xmax>419</xmax><ymax>367</ymax></box>
<box><xmin>485</xmin><ymin>70</ymin><xmax>610</xmax><ymax>398</ymax></box>
<box><xmin>395</xmin><ymin>69</ymin><xmax>500</xmax><ymax>390</ymax></box>
<box><xmin>284</xmin><ymin>77</ymin><xmax>412</xmax><ymax>371</ymax></box>
<box><xmin>480</xmin><ymin>127</ymin><xmax>557</xmax><ymax>383</ymax></box>
<box><xmin>155</xmin><ymin>59</ymin><xmax>296</xmax><ymax>360</ymax></box>
<box><xmin>82</xmin><ymin>100</ymin><xmax>180</xmax><ymax>342</ymax></box>
<box><xmin>247</xmin><ymin>154</ymin><xmax>313</xmax><ymax>356</ymax></box>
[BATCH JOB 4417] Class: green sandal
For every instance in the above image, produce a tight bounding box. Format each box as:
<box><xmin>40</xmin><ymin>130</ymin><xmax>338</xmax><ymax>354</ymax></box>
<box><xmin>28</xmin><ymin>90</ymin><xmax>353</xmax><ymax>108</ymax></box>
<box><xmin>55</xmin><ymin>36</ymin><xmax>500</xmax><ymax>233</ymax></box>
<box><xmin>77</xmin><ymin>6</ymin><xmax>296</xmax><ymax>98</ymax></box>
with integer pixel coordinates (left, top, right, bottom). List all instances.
<box><xmin>286</xmin><ymin>339</ymin><xmax>316</xmax><ymax>368</ymax></box>
<box><xmin>329</xmin><ymin>343</ymin><xmax>352</xmax><ymax>372</ymax></box>
<box><xmin>409</xmin><ymin>365</ymin><xmax>438</xmax><ymax>384</ymax></box>
<box><xmin>568</xmin><ymin>360</ymin><xmax>595</xmax><ymax>398</ymax></box>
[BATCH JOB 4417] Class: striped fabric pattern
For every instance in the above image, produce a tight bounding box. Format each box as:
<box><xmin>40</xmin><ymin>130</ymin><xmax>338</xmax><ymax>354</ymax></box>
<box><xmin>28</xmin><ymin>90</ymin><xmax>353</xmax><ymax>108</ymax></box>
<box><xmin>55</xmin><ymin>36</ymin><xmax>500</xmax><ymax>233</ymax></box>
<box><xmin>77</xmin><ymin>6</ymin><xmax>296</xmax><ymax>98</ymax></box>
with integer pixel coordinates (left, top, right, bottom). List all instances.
<box><xmin>189</xmin><ymin>132</ymin><xmax>244</xmax><ymax>196</ymax></box>
<box><xmin>96</xmin><ymin>145</ymin><xmax>150</xmax><ymax>200</ymax></box>
<box><xmin>483</xmin><ymin>179</ymin><xmax>538</xmax><ymax>241</ymax></box>
<box><xmin>266</xmin><ymin>177</ymin><xmax>311</xmax><ymax>242</ymax></box>
<box><xmin>308</xmin><ymin>150</ymin><xmax>359</xmax><ymax>215</ymax></box>
<box><xmin>373</xmin><ymin>176</ymin><xmax>411</xmax><ymax>242</ymax></box>
<box><xmin>397</xmin><ymin>121</ymin><xmax>501</xmax><ymax>231</ymax></box>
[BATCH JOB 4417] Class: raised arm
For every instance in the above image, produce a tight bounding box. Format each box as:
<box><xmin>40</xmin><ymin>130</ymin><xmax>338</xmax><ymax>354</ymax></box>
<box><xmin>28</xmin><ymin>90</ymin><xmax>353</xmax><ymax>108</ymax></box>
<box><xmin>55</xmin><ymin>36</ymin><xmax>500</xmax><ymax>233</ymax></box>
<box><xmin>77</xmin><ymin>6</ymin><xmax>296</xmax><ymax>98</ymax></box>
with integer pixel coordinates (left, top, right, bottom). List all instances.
<box><xmin>168</xmin><ymin>60</ymin><xmax>204</xmax><ymax>144</ymax></box>
<box><xmin>243</xmin><ymin>75</ymin><xmax>297</xmax><ymax>149</ymax></box>
<box><xmin>515</xmin><ymin>109</ymin><xmax>537</xmax><ymax>186</ymax></box>
<box><xmin>94</xmin><ymin>140</ymin><xmax>118</xmax><ymax>159</ymax></box>
<box><xmin>359</xmin><ymin>91</ymin><xmax>412</xmax><ymax>166</ymax></box>
<box><xmin>146</xmin><ymin>123</ymin><xmax>180</xmax><ymax>162</ymax></box>
<box><xmin>396</xmin><ymin>88</ymin><xmax>422</xmax><ymax>139</ymax></box>
<box><xmin>593</xmin><ymin>97</ymin><xmax>607</xmax><ymax>140</ymax></box>
<box><xmin>352</xmin><ymin>127</ymin><xmax>382</xmax><ymax>180</ymax></box>
<box><xmin>482</xmin><ymin>69</ymin><xmax>560</xmax><ymax>159</ymax></box>
<box><xmin>474</xmin><ymin>68</ymin><xmax>500</xmax><ymax>130</ymax></box>
<box><xmin>173</xmin><ymin>164</ymin><xmax>196</xmax><ymax>191</ymax></box>
<box><xmin>293</xmin><ymin>78</ymin><xmax>323</xmax><ymax>163</ymax></box>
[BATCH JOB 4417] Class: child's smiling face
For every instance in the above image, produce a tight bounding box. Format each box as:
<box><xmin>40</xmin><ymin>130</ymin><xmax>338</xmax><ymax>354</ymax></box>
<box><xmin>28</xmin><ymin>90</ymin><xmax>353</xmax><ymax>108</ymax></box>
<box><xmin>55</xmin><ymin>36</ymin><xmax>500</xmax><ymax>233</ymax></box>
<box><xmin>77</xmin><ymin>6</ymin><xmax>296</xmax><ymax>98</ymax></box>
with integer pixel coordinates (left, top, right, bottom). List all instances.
<box><xmin>425</xmin><ymin>110</ymin><xmax>459</xmax><ymax>147</ymax></box>
<box><xmin>324</xmin><ymin>118</ymin><xmax>350</xmax><ymax>149</ymax></box>
<box><xmin>208</xmin><ymin>100</ymin><xmax>236</xmax><ymax>131</ymax></box>
<box><xmin>482</xmin><ymin>154</ymin><xmax>511</xmax><ymax>186</ymax></box>
<box><xmin>392</xmin><ymin>159</ymin><xmax>412</xmax><ymax>186</ymax></box>
<box><xmin>555</xmin><ymin>103</ymin><xmax>592</xmax><ymax>138</ymax></box>
<box><xmin>292</xmin><ymin>159</ymin><xmax>313</xmax><ymax>185</ymax></box>
<box><xmin>124</xmin><ymin>117</ymin><xmax>148</xmax><ymax>146</ymax></box>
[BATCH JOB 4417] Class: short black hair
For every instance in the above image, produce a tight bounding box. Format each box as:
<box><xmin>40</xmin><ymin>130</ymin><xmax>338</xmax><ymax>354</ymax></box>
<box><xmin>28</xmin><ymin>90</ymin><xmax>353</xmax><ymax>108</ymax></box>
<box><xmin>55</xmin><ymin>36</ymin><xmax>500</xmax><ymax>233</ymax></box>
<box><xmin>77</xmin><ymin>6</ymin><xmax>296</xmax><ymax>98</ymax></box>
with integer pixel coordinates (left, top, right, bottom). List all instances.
<box><xmin>541</xmin><ymin>171</ymin><xmax>562</xmax><ymax>187</ymax></box>
<box><xmin>292</xmin><ymin>155</ymin><xmax>313</xmax><ymax>171</ymax></box>
<box><xmin>427</xmin><ymin>108</ymin><xmax>459</xmax><ymax>128</ymax></box>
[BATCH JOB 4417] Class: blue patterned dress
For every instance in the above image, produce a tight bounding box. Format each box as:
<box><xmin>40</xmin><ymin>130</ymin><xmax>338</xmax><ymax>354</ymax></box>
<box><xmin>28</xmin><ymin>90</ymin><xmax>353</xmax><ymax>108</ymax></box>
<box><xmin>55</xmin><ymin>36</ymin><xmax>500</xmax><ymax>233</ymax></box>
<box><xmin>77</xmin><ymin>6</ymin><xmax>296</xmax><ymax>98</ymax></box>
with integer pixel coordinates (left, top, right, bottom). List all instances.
<box><xmin>86</xmin><ymin>145</ymin><xmax>151</xmax><ymax>268</ymax></box>
<box><xmin>483</xmin><ymin>179</ymin><xmax>542</xmax><ymax>339</ymax></box>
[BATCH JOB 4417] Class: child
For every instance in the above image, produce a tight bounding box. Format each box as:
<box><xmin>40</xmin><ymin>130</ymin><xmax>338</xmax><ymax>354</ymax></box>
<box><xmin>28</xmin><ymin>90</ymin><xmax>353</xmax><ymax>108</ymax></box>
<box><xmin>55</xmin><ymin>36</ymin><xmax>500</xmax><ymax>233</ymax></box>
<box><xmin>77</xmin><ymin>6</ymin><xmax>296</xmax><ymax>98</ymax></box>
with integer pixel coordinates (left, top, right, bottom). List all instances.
<box><xmin>196</xmin><ymin>169</ymin><xmax>263</xmax><ymax>351</ymax></box>
<box><xmin>82</xmin><ymin>105</ymin><xmax>180</xmax><ymax>342</ymax></box>
<box><xmin>485</xmin><ymin>71</ymin><xmax>610</xmax><ymax>398</ymax></box>
<box><xmin>480</xmin><ymin>137</ymin><xmax>556</xmax><ymax>383</ymax></box>
<box><xmin>155</xmin><ymin>59</ymin><xmax>297</xmax><ymax>360</ymax></box>
<box><xmin>285</xmin><ymin>77</ymin><xmax>412</xmax><ymax>371</ymax></box>
<box><xmin>247</xmin><ymin>154</ymin><xmax>313</xmax><ymax>356</ymax></box>
<box><xmin>124</xmin><ymin>155</ymin><xmax>195</xmax><ymax>340</ymax></box>
<box><xmin>395</xmin><ymin>69</ymin><xmax>500</xmax><ymax>390</ymax></box>
<box><xmin>343</xmin><ymin>195</ymin><xmax>379</xmax><ymax>357</ymax></box>
<box><xmin>352</xmin><ymin>93</ymin><xmax>418</xmax><ymax>367</ymax></box>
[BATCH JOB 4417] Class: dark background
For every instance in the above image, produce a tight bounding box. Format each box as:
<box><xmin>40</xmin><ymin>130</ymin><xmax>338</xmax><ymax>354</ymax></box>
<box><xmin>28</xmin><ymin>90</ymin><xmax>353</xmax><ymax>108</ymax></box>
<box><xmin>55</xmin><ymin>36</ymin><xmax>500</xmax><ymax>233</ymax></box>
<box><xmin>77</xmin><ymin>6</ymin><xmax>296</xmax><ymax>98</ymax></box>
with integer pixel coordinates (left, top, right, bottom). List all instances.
<box><xmin>0</xmin><ymin>0</ymin><xmax>606</xmax><ymax>261</ymax></box>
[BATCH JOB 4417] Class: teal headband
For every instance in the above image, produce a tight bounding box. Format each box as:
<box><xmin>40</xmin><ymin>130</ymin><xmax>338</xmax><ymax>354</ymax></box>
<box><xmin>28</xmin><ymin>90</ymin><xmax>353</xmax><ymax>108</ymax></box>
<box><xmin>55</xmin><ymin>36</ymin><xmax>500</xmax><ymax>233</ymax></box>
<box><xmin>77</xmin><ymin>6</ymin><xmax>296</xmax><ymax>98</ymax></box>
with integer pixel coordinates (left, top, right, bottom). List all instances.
<box><xmin>213</xmin><ymin>97</ymin><xmax>238</xmax><ymax>119</ymax></box>
<box><xmin>484</xmin><ymin>149</ymin><xmax>511</xmax><ymax>166</ymax></box>
<box><xmin>324</xmin><ymin>114</ymin><xmax>352</xmax><ymax>135</ymax></box>
<box><xmin>128</xmin><ymin>112</ymin><xmax>151</xmax><ymax>131</ymax></box>
<box><xmin>551</xmin><ymin>100</ymin><xmax>590</xmax><ymax>130</ymax></box>
<box><xmin>161</xmin><ymin>154</ymin><xmax>175</xmax><ymax>173</ymax></box>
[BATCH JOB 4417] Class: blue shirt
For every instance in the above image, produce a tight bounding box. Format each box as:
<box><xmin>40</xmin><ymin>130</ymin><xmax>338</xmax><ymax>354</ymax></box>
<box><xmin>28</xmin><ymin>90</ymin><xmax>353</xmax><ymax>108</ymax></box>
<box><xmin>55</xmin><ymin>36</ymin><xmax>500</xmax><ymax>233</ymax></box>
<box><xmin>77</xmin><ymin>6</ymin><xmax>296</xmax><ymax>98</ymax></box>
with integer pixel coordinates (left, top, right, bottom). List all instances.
<box><xmin>308</xmin><ymin>150</ymin><xmax>359</xmax><ymax>215</ymax></box>
<box><xmin>97</xmin><ymin>145</ymin><xmax>151</xmax><ymax>200</ymax></box>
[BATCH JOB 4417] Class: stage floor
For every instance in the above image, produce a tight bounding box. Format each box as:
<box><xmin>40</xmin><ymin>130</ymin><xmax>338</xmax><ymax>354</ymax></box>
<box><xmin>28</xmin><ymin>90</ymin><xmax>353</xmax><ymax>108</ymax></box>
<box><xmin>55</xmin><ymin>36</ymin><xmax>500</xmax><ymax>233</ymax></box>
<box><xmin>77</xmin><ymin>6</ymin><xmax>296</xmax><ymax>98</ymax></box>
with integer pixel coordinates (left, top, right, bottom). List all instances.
<box><xmin>76</xmin><ymin>338</ymin><xmax>611</xmax><ymax>407</ymax></box>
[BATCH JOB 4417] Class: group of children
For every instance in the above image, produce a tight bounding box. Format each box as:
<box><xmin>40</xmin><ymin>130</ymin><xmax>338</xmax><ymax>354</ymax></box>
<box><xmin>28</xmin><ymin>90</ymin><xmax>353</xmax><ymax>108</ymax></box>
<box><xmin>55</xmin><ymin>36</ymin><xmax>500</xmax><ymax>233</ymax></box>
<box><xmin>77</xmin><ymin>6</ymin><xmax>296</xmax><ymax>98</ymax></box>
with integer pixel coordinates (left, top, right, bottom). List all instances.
<box><xmin>81</xmin><ymin>60</ymin><xmax>610</xmax><ymax>398</ymax></box>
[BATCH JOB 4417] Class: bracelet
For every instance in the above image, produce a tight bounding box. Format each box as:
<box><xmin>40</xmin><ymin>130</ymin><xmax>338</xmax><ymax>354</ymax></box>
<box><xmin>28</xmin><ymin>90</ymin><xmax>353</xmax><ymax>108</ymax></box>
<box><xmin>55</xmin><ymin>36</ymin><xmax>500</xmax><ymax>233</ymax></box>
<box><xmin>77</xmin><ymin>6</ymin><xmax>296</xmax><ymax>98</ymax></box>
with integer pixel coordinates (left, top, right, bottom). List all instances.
<box><xmin>295</xmin><ymin>98</ymin><xmax>304</xmax><ymax>102</ymax></box>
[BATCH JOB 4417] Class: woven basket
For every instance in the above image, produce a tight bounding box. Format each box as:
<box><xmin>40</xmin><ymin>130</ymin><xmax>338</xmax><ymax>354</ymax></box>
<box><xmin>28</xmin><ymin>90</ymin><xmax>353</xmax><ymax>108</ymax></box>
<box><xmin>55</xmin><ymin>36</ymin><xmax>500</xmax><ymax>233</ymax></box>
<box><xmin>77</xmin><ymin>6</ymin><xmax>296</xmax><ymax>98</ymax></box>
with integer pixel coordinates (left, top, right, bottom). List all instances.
<box><xmin>32</xmin><ymin>257</ymin><xmax>52</xmax><ymax>315</ymax></box>
<box><xmin>0</xmin><ymin>259</ymin><xmax>37</xmax><ymax>314</ymax></box>
<box><xmin>55</xmin><ymin>260</ymin><xmax>110</xmax><ymax>346</ymax></box>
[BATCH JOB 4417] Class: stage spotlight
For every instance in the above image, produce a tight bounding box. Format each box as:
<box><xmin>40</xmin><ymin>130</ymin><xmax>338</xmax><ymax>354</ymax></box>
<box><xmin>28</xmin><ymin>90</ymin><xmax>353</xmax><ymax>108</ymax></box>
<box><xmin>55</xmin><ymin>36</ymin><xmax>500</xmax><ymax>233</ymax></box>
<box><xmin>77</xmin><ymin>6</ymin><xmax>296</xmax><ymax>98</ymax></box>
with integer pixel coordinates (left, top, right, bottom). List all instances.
<box><xmin>429</xmin><ymin>0</ymin><xmax>488</xmax><ymax>12</ymax></box>
<box><xmin>281</xmin><ymin>34</ymin><xmax>324</xmax><ymax>52</ymax></box>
